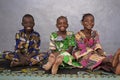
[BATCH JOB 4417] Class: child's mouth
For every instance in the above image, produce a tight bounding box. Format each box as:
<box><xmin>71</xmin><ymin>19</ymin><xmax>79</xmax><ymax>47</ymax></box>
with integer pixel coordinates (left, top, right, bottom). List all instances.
<box><xmin>26</xmin><ymin>27</ymin><xmax>32</xmax><ymax>30</ymax></box>
<box><xmin>87</xmin><ymin>26</ymin><xmax>93</xmax><ymax>29</ymax></box>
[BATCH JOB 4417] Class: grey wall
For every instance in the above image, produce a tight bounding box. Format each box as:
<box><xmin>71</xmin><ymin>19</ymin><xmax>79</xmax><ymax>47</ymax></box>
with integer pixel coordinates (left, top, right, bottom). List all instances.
<box><xmin>0</xmin><ymin>0</ymin><xmax>120</xmax><ymax>54</ymax></box>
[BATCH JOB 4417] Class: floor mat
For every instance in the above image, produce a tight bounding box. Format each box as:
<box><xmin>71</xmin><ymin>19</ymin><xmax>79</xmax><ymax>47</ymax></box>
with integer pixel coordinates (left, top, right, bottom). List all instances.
<box><xmin>0</xmin><ymin>57</ymin><xmax>120</xmax><ymax>80</ymax></box>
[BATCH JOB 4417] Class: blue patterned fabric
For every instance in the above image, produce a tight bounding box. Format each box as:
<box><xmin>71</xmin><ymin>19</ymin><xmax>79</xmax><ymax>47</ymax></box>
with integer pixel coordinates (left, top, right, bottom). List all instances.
<box><xmin>15</xmin><ymin>29</ymin><xmax>40</xmax><ymax>56</ymax></box>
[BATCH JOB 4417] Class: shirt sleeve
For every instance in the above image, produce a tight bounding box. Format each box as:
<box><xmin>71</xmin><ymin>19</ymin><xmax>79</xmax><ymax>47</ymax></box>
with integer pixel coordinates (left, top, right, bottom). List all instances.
<box><xmin>49</xmin><ymin>33</ymin><xmax>56</xmax><ymax>50</ymax></box>
<box><xmin>92</xmin><ymin>31</ymin><xmax>102</xmax><ymax>50</ymax></box>
<box><xmin>15</xmin><ymin>33</ymin><xmax>24</xmax><ymax>53</ymax></box>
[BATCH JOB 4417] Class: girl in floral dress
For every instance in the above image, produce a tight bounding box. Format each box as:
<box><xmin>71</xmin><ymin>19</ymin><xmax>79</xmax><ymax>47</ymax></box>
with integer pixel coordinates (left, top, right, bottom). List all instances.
<box><xmin>43</xmin><ymin>16</ymin><xmax>82</xmax><ymax>75</ymax></box>
<box><xmin>74</xmin><ymin>13</ymin><xmax>120</xmax><ymax>74</ymax></box>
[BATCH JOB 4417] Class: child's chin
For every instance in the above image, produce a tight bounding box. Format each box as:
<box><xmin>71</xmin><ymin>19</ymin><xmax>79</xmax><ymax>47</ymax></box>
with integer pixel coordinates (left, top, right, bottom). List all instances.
<box><xmin>60</xmin><ymin>29</ymin><xmax>66</xmax><ymax>32</ymax></box>
<box><xmin>26</xmin><ymin>29</ymin><xmax>32</xmax><ymax>32</ymax></box>
<box><xmin>60</xmin><ymin>30</ymin><xmax>66</xmax><ymax>32</ymax></box>
<box><xmin>87</xmin><ymin>26</ymin><xmax>93</xmax><ymax>29</ymax></box>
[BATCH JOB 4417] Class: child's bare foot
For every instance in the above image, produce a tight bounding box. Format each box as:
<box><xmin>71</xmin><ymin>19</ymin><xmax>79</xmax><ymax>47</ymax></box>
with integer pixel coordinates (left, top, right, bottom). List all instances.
<box><xmin>30</xmin><ymin>59</ymin><xmax>38</xmax><ymax>66</ymax></box>
<box><xmin>52</xmin><ymin>66</ymin><xmax>58</xmax><ymax>75</ymax></box>
<box><xmin>43</xmin><ymin>62</ymin><xmax>53</xmax><ymax>70</ymax></box>
<box><xmin>12</xmin><ymin>58</ymin><xmax>19</xmax><ymax>62</ymax></box>
<box><xmin>43</xmin><ymin>54</ymin><xmax>55</xmax><ymax>70</ymax></box>
<box><xmin>51</xmin><ymin>55</ymin><xmax>63</xmax><ymax>75</ymax></box>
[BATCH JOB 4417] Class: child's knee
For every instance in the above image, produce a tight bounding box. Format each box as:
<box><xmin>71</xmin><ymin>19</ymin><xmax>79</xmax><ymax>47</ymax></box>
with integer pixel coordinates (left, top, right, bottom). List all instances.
<box><xmin>54</xmin><ymin>57</ymin><xmax>63</xmax><ymax>65</ymax></box>
<box><xmin>49</xmin><ymin>54</ymin><xmax>55</xmax><ymax>58</ymax></box>
<box><xmin>114</xmin><ymin>49</ymin><xmax>120</xmax><ymax>57</ymax></box>
<box><xmin>117</xmin><ymin>48</ymin><xmax>120</xmax><ymax>53</ymax></box>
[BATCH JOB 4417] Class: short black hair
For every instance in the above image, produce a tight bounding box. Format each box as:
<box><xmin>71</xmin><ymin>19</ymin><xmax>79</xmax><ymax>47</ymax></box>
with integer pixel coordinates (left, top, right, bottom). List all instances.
<box><xmin>22</xmin><ymin>14</ymin><xmax>34</xmax><ymax>22</ymax></box>
<box><xmin>81</xmin><ymin>13</ymin><xmax>94</xmax><ymax>21</ymax></box>
<box><xmin>57</xmin><ymin>16</ymin><xmax>68</xmax><ymax>23</ymax></box>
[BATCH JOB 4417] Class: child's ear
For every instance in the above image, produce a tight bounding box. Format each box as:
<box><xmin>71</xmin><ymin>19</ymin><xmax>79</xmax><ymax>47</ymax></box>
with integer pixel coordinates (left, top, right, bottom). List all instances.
<box><xmin>81</xmin><ymin>21</ymin><xmax>83</xmax><ymax>25</ymax></box>
<box><xmin>33</xmin><ymin>22</ymin><xmax>35</xmax><ymax>26</ymax></box>
<box><xmin>67</xmin><ymin>24</ymin><xmax>69</xmax><ymax>28</ymax></box>
<box><xmin>56</xmin><ymin>24</ymin><xmax>58</xmax><ymax>28</ymax></box>
<box><xmin>21</xmin><ymin>22</ymin><xmax>24</xmax><ymax>26</ymax></box>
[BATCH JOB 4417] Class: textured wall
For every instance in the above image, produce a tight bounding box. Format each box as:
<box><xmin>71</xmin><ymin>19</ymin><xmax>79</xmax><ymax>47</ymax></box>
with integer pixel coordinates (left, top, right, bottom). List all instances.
<box><xmin>0</xmin><ymin>0</ymin><xmax>120</xmax><ymax>53</ymax></box>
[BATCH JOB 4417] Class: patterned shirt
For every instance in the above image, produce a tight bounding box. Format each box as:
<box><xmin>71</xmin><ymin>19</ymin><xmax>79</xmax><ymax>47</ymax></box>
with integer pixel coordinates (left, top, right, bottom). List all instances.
<box><xmin>74</xmin><ymin>30</ymin><xmax>106</xmax><ymax>69</ymax></box>
<box><xmin>15</xmin><ymin>29</ymin><xmax>40</xmax><ymax>55</ymax></box>
<box><xmin>49</xmin><ymin>31</ymin><xmax>76</xmax><ymax>52</ymax></box>
<box><xmin>74</xmin><ymin>30</ymin><xmax>102</xmax><ymax>59</ymax></box>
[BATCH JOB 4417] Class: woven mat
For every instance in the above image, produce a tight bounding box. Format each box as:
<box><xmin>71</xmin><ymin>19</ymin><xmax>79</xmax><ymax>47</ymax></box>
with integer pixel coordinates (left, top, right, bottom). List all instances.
<box><xmin>0</xmin><ymin>57</ymin><xmax>120</xmax><ymax>80</ymax></box>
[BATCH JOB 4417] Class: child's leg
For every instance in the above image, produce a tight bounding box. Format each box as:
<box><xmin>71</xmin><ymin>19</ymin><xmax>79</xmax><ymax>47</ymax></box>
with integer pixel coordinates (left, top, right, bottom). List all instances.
<box><xmin>43</xmin><ymin>53</ymin><xmax>55</xmax><ymax>70</ymax></box>
<box><xmin>115</xmin><ymin>64</ymin><xmax>120</xmax><ymax>74</ymax></box>
<box><xmin>10</xmin><ymin>56</ymin><xmax>29</xmax><ymax>67</ymax></box>
<box><xmin>115</xmin><ymin>54</ymin><xmax>120</xmax><ymax>74</ymax></box>
<box><xmin>30</xmin><ymin>53</ymin><xmax>45</xmax><ymax>66</ymax></box>
<box><xmin>10</xmin><ymin>59</ymin><xmax>29</xmax><ymax>67</ymax></box>
<box><xmin>51</xmin><ymin>55</ymin><xmax>63</xmax><ymax>75</ymax></box>
<box><xmin>10</xmin><ymin>61</ymin><xmax>22</xmax><ymax>67</ymax></box>
<box><xmin>112</xmin><ymin>48</ymin><xmax>120</xmax><ymax>67</ymax></box>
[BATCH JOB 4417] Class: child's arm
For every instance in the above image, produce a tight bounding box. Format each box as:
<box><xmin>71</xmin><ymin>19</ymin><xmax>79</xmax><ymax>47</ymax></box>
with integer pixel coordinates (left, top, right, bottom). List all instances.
<box><xmin>93</xmin><ymin>31</ymin><xmax>106</xmax><ymax>56</ymax></box>
<box><xmin>15</xmin><ymin>33</ymin><xmax>28</xmax><ymax>64</ymax></box>
<box><xmin>49</xmin><ymin>33</ymin><xmax>57</xmax><ymax>53</ymax></box>
<box><xmin>67</xmin><ymin>46</ymin><xmax>74</xmax><ymax>54</ymax></box>
<box><xmin>96</xmin><ymin>48</ymin><xmax>106</xmax><ymax>56</ymax></box>
<box><xmin>15</xmin><ymin>33</ymin><xmax>25</xmax><ymax>57</ymax></box>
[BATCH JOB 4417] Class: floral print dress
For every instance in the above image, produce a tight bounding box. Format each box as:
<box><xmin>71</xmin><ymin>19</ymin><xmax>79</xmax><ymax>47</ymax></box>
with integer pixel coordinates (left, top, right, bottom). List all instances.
<box><xmin>73</xmin><ymin>30</ymin><xmax>105</xmax><ymax>70</ymax></box>
<box><xmin>49</xmin><ymin>31</ymin><xmax>82</xmax><ymax>68</ymax></box>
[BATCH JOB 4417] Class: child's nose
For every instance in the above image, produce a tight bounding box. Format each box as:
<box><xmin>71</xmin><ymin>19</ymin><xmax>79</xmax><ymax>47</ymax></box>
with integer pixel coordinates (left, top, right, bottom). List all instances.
<box><xmin>61</xmin><ymin>23</ymin><xmax>66</xmax><ymax>26</ymax></box>
<box><xmin>27</xmin><ymin>23</ymin><xmax>32</xmax><ymax>26</ymax></box>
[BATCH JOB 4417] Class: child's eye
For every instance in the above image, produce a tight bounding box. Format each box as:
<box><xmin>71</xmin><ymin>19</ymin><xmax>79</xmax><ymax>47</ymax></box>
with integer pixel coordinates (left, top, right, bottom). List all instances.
<box><xmin>23</xmin><ymin>22</ymin><xmax>33</xmax><ymax>25</ymax></box>
<box><xmin>30</xmin><ymin>22</ymin><xmax>34</xmax><ymax>24</ymax></box>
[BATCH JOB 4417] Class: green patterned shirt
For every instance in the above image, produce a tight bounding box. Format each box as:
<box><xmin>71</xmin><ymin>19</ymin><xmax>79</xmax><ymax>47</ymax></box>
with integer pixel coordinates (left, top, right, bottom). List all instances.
<box><xmin>49</xmin><ymin>31</ymin><xmax>76</xmax><ymax>52</ymax></box>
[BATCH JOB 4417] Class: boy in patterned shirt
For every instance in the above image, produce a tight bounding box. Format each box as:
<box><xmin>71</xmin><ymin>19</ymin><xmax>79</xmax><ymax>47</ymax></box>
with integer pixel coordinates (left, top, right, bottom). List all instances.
<box><xmin>3</xmin><ymin>14</ymin><xmax>43</xmax><ymax>67</ymax></box>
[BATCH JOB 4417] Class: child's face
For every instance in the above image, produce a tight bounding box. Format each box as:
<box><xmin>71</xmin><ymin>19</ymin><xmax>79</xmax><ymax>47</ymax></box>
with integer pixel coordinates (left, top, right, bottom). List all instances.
<box><xmin>56</xmin><ymin>18</ymin><xmax>68</xmax><ymax>32</ymax></box>
<box><xmin>22</xmin><ymin>17</ymin><xmax>34</xmax><ymax>32</ymax></box>
<box><xmin>82</xmin><ymin>15</ymin><xmax>94</xmax><ymax>30</ymax></box>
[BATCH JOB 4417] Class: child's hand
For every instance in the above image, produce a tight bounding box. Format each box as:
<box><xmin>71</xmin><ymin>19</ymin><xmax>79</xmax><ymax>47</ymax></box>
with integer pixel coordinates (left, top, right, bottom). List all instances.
<box><xmin>38</xmin><ymin>54</ymin><xmax>44</xmax><ymax>61</ymax></box>
<box><xmin>96</xmin><ymin>49</ymin><xmax>106</xmax><ymax>57</ymax></box>
<box><xmin>12</xmin><ymin>58</ymin><xmax>19</xmax><ymax>62</ymax></box>
<box><xmin>18</xmin><ymin>41</ymin><xmax>25</xmax><ymax>48</ymax></box>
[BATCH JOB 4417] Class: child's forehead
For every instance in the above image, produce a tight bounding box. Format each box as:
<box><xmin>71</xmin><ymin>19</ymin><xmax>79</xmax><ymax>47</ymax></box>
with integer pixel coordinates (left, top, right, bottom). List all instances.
<box><xmin>23</xmin><ymin>16</ymin><xmax>33</xmax><ymax>19</ymax></box>
<box><xmin>57</xmin><ymin>17</ymin><xmax>67</xmax><ymax>22</ymax></box>
<box><xmin>83</xmin><ymin>16</ymin><xmax>94</xmax><ymax>21</ymax></box>
<box><xmin>84</xmin><ymin>15</ymin><xmax>93</xmax><ymax>18</ymax></box>
<box><xmin>23</xmin><ymin>17</ymin><xmax>34</xmax><ymax>21</ymax></box>
<box><xmin>58</xmin><ymin>18</ymin><xmax>66</xmax><ymax>20</ymax></box>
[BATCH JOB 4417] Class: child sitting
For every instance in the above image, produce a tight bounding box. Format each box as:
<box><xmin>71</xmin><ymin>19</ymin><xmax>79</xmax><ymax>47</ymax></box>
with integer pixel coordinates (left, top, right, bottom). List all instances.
<box><xmin>43</xmin><ymin>16</ymin><xmax>81</xmax><ymax>75</ymax></box>
<box><xmin>2</xmin><ymin>14</ymin><xmax>44</xmax><ymax>67</ymax></box>
<box><xmin>74</xmin><ymin>13</ymin><xmax>120</xmax><ymax>74</ymax></box>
